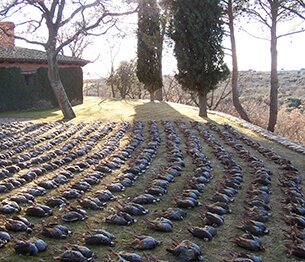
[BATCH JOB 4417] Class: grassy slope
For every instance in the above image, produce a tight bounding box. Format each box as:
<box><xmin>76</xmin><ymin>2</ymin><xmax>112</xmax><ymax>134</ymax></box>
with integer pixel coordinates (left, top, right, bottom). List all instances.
<box><xmin>0</xmin><ymin>97</ymin><xmax>304</xmax><ymax>261</ymax></box>
<box><xmin>0</xmin><ymin>96</ymin><xmax>303</xmax><ymax>185</ymax></box>
<box><xmin>0</xmin><ymin>97</ymin><xmax>203</xmax><ymax>123</ymax></box>
<box><xmin>0</xmin><ymin>97</ymin><xmax>302</xmax><ymax>161</ymax></box>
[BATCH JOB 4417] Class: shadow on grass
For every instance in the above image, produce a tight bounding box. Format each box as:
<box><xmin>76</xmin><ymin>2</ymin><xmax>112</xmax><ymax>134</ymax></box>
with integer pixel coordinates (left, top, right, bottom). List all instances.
<box><xmin>0</xmin><ymin>107</ymin><xmax>62</xmax><ymax>120</ymax></box>
<box><xmin>133</xmin><ymin>101</ymin><xmax>203</xmax><ymax>122</ymax></box>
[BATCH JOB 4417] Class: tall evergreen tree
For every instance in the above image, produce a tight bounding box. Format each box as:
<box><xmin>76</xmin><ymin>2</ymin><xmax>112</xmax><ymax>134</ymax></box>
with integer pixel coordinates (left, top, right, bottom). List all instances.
<box><xmin>137</xmin><ymin>0</ymin><xmax>163</xmax><ymax>102</ymax></box>
<box><xmin>170</xmin><ymin>0</ymin><xmax>229</xmax><ymax>117</ymax></box>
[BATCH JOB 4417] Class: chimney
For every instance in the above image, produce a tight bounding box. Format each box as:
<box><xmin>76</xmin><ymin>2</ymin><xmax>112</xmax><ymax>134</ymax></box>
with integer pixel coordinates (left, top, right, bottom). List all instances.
<box><xmin>0</xmin><ymin>22</ymin><xmax>15</xmax><ymax>49</ymax></box>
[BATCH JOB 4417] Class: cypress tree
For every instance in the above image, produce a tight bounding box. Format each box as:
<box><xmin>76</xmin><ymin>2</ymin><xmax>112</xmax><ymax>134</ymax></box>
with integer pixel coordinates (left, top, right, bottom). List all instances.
<box><xmin>170</xmin><ymin>0</ymin><xmax>229</xmax><ymax>117</ymax></box>
<box><xmin>137</xmin><ymin>0</ymin><xmax>162</xmax><ymax>102</ymax></box>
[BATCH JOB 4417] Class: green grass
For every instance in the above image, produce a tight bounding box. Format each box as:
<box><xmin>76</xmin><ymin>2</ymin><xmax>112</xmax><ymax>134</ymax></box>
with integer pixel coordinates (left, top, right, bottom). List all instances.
<box><xmin>0</xmin><ymin>97</ymin><xmax>205</xmax><ymax>123</ymax></box>
<box><xmin>0</xmin><ymin>97</ymin><xmax>304</xmax><ymax>261</ymax></box>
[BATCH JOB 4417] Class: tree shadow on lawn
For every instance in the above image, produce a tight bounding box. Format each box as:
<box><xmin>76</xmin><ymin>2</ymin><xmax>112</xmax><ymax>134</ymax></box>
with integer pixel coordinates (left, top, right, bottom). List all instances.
<box><xmin>0</xmin><ymin>107</ymin><xmax>62</xmax><ymax>122</ymax></box>
<box><xmin>133</xmin><ymin>101</ymin><xmax>204</xmax><ymax>122</ymax></box>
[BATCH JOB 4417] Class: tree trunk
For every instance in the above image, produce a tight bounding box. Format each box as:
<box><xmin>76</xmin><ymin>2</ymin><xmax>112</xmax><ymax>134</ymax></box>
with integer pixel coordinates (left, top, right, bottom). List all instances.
<box><xmin>267</xmin><ymin>2</ymin><xmax>279</xmax><ymax>132</ymax></box>
<box><xmin>228</xmin><ymin>0</ymin><xmax>251</xmax><ymax>122</ymax></box>
<box><xmin>47</xmin><ymin>50</ymin><xmax>76</xmax><ymax>120</ymax></box>
<box><xmin>149</xmin><ymin>89</ymin><xmax>155</xmax><ymax>102</ymax></box>
<box><xmin>198</xmin><ymin>91</ymin><xmax>208</xmax><ymax>117</ymax></box>
<box><xmin>155</xmin><ymin>88</ymin><xmax>163</xmax><ymax>101</ymax></box>
<box><xmin>110</xmin><ymin>70</ymin><xmax>116</xmax><ymax>98</ymax></box>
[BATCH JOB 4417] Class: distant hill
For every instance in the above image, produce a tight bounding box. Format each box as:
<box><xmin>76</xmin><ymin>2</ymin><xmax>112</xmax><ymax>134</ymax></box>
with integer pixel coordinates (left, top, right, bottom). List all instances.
<box><xmin>238</xmin><ymin>69</ymin><xmax>305</xmax><ymax>103</ymax></box>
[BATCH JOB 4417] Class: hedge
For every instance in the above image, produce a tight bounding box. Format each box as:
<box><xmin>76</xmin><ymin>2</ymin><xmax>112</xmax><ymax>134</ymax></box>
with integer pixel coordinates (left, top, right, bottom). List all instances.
<box><xmin>0</xmin><ymin>67</ymin><xmax>83</xmax><ymax>112</ymax></box>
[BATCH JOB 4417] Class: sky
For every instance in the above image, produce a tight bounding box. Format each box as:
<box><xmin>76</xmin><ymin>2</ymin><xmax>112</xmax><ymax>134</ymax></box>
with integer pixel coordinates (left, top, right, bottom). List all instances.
<box><xmin>80</xmin><ymin>14</ymin><xmax>305</xmax><ymax>79</ymax></box>
<box><xmin>13</xmin><ymin>8</ymin><xmax>305</xmax><ymax>80</ymax></box>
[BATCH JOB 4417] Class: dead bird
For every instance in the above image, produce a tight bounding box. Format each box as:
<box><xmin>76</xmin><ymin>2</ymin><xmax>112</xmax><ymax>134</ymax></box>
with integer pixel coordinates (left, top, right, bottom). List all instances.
<box><xmin>130</xmin><ymin>235</ymin><xmax>161</xmax><ymax>250</ymax></box>
<box><xmin>156</xmin><ymin>208</ymin><xmax>187</xmax><ymax>221</ymax></box>
<box><xmin>45</xmin><ymin>197</ymin><xmax>68</xmax><ymax>208</ymax></box>
<box><xmin>230</xmin><ymin>234</ymin><xmax>265</xmax><ymax>252</ymax></box>
<box><xmin>204</xmin><ymin>212</ymin><xmax>224</xmax><ymax>227</ymax></box>
<box><xmin>0</xmin><ymin>231</ymin><xmax>11</xmax><ymax>248</ymax></box>
<box><xmin>5</xmin><ymin>218</ymin><xmax>33</xmax><ymax>233</ymax></box>
<box><xmin>205</xmin><ymin>202</ymin><xmax>231</xmax><ymax>215</ymax></box>
<box><xmin>14</xmin><ymin>238</ymin><xmax>47</xmax><ymax>256</ymax></box>
<box><xmin>106</xmin><ymin>250</ymin><xmax>143</xmax><ymax>262</ymax></box>
<box><xmin>144</xmin><ymin>217</ymin><xmax>173</xmax><ymax>232</ymax></box>
<box><xmin>78</xmin><ymin>197</ymin><xmax>106</xmax><ymax>210</ymax></box>
<box><xmin>107</xmin><ymin>182</ymin><xmax>125</xmax><ymax>192</ymax></box>
<box><xmin>188</xmin><ymin>225</ymin><xmax>217</xmax><ymax>241</ymax></box>
<box><xmin>118</xmin><ymin>202</ymin><xmax>149</xmax><ymax>216</ymax></box>
<box><xmin>62</xmin><ymin>189</ymin><xmax>83</xmax><ymax>200</ymax></box>
<box><xmin>26</xmin><ymin>204</ymin><xmax>53</xmax><ymax>217</ymax></box>
<box><xmin>145</xmin><ymin>185</ymin><xmax>167</xmax><ymax>196</ymax></box>
<box><xmin>283</xmin><ymin>225</ymin><xmax>305</xmax><ymax>241</ymax></box>
<box><xmin>286</xmin><ymin>243</ymin><xmax>305</xmax><ymax>259</ymax></box>
<box><xmin>62</xmin><ymin>208</ymin><xmax>88</xmax><ymax>222</ymax></box>
<box><xmin>175</xmin><ymin>196</ymin><xmax>200</xmax><ymax>209</ymax></box>
<box><xmin>132</xmin><ymin>194</ymin><xmax>160</xmax><ymax>205</ymax></box>
<box><xmin>85</xmin><ymin>230</ymin><xmax>115</xmax><ymax>247</ymax></box>
<box><xmin>0</xmin><ymin>200</ymin><xmax>21</xmax><ymax>214</ymax></box>
<box><xmin>224</xmin><ymin>251</ymin><xmax>263</xmax><ymax>262</ymax></box>
<box><xmin>9</xmin><ymin>193</ymin><xmax>34</xmax><ymax>205</ymax></box>
<box><xmin>166</xmin><ymin>239</ymin><xmax>205</xmax><ymax>261</ymax></box>
<box><xmin>42</xmin><ymin>224</ymin><xmax>71</xmax><ymax>239</ymax></box>
<box><xmin>284</xmin><ymin>214</ymin><xmax>305</xmax><ymax>228</ymax></box>
<box><xmin>106</xmin><ymin>211</ymin><xmax>136</xmax><ymax>226</ymax></box>
<box><xmin>95</xmin><ymin>190</ymin><xmax>116</xmax><ymax>201</ymax></box>
<box><xmin>54</xmin><ymin>245</ymin><xmax>96</xmax><ymax>261</ymax></box>
<box><xmin>238</xmin><ymin>219</ymin><xmax>269</xmax><ymax>236</ymax></box>
<box><xmin>211</xmin><ymin>192</ymin><xmax>234</xmax><ymax>204</ymax></box>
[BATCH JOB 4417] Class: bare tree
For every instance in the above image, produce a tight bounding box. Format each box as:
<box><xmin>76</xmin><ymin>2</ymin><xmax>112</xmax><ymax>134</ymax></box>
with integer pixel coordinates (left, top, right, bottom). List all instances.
<box><xmin>280</xmin><ymin>0</ymin><xmax>305</xmax><ymax>20</ymax></box>
<box><xmin>106</xmin><ymin>59</ymin><xmax>147</xmax><ymax>99</ymax></box>
<box><xmin>0</xmin><ymin>0</ymin><xmax>135</xmax><ymax>119</ymax></box>
<box><xmin>207</xmin><ymin>78</ymin><xmax>232</xmax><ymax>110</ymax></box>
<box><xmin>105</xmin><ymin>38</ymin><xmax>121</xmax><ymax>99</ymax></box>
<box><xmin>222</xmin><ymin>0</ymin><xmax>251</xmax><ymax>122</ymax></box>
<box><xmin>245</xmin><ymin>0</ymin><xmax>305</xmax><ymax>132</ymax></box>
<box><xmin>58</xmin><ymin>32</ymin><xmax>93</xmax><ymax>59</ymax></box>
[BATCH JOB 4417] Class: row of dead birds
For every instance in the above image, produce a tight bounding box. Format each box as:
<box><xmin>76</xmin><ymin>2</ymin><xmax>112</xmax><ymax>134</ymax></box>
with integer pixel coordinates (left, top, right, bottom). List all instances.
<box><xmin>0</xmin><ymin>122</ymin><xmax>66</xmax><ymax>168</ymax></box>
<box><xmin>27</xmin><ymin>121</ymin><xmax>144</xmax><ymax>223</ymax></box>
<box><xmin>104</xmin><ymin>120</ymin><xmax>162</xmax><ymax>227</ymax></box>
<box><xmin>0</xmin><ymin>122</ymin><xmax>119</xmax><ymax>218</ymax></box>
<box><xmin>224</xmin><ymin>123</ymin><xmax>305</xmax><ymax>259</ymax></box>
<box><xmin>0</xmin><ymin>122</ymin><xmax>80</xmax><ymax>168</ymax></box>
<box><xmin>0</xmin><ymin>122</ymin><xmax>111</xmax><ymax>194</ymax></box>
<box><xmin>0</xmin><ymin>121</ymin><xmax>33</xmax><ymax>141</ymax></box>
<box><xmin>204</xmin><ymin>122</ymin><xmax>270</xmax><ymax>259</ymax></box>
<box><xmin>54</xmin><ymin>121</ymin><xmax>203</xmax><ymax>261</ymax></box>
<box><xmin>0</xmin><ymin>121</ymin><xmax>147</xmax><ymax>258</ymax></box>
<box><xmin>120</xmin><ymin>121</ymin><xmax>205</xmax><ymax>261</ymax></box>
<box><xmin>0</xmin><ymin>122</ymin><xmax>54</xmax><ymax>150</ymax></box>
<box><xmin>188</xmin><ymin>121</ymin><xmax>265</xmax><ymax>262</ymax></box>
<box><xmin>97</xmin><ymin>120</ymin><xmax>207</xmax><ymax>261</ymax></box>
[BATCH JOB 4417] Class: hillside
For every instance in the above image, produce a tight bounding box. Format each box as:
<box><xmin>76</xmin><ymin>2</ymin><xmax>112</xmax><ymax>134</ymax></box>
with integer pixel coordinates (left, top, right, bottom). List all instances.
<box><xmin>0</xmin><ymin>98</ymin><xmax>304</xmax><ymax>261</ymax></box>
<box><xmin>238</xmin><ymin>69</ymin><xmax>305</xmax><ymax>103</ymax></box>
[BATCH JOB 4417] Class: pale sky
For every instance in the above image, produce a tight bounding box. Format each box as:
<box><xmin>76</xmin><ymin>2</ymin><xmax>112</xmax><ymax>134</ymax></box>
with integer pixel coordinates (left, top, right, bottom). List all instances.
<box><xmin>81</xmin><ymin>14</ymin><xmax>305</xmax><ymax>79</ymax></box>
<box><xmin>14</xmin><ymin>11</ymin><xmax>305</xmax><ymax>79</ymax></box>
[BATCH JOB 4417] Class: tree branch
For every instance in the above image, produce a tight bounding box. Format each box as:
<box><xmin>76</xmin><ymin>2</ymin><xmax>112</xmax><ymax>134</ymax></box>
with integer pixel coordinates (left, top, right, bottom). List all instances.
<box><xmin>240</xmin><ymin>27</ymin><xmax>270</xmax><ymax>41</ymax></box>
<box><xmin>278</xmin><ymin>27</ymin><xmax>305</xmax><ymax>38</ymax></box>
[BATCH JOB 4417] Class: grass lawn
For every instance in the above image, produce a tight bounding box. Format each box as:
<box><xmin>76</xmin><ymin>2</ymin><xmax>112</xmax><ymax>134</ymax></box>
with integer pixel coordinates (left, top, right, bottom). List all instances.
<box><xmin>0</xmin><ymin>97</ymin><xmax>304</xmax><ymax>261</ymax></box>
